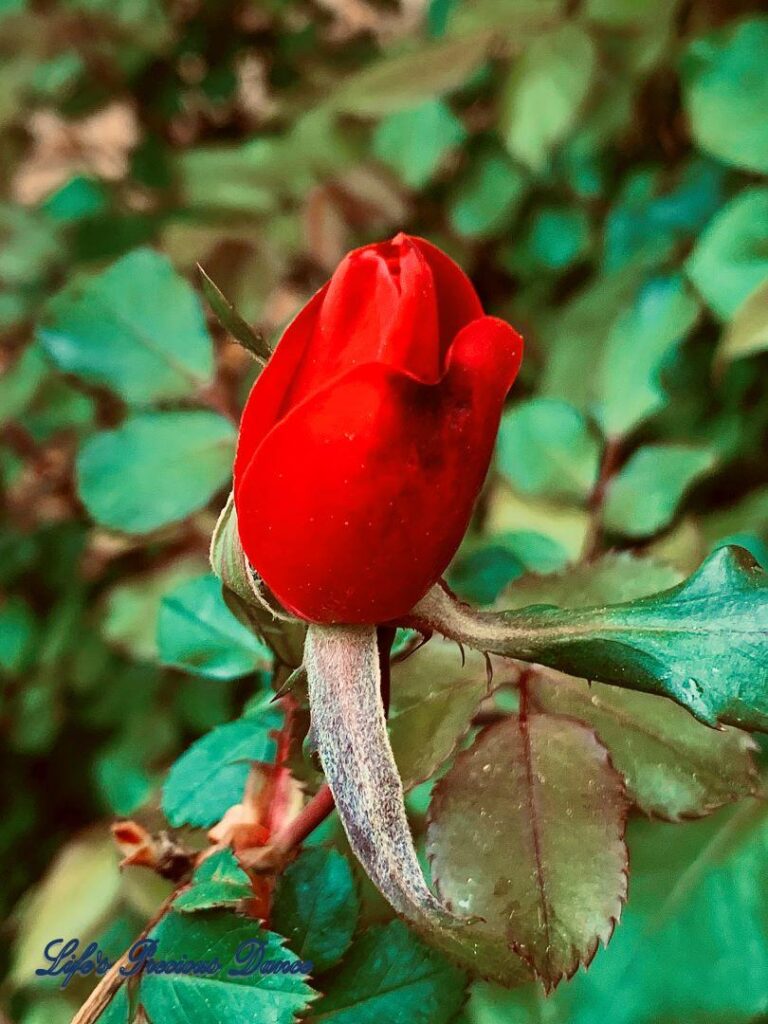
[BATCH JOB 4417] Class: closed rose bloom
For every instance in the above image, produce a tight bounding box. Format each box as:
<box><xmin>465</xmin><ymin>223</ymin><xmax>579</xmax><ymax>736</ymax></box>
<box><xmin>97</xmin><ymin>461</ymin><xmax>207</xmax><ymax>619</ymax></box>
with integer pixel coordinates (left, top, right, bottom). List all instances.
<box><xmin>233</xmin><ymin>233</ymin><xmax>523</xmax><ymax>624</ymax></box>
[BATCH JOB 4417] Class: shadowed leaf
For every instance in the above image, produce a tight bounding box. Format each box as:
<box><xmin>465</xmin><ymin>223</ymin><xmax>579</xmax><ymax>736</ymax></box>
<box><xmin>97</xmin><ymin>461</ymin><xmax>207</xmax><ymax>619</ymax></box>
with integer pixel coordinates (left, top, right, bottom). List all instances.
<box><xmin>428</xmin><ymin>714</ymin><xmax>628</xmax><ymax>991</ymax></box>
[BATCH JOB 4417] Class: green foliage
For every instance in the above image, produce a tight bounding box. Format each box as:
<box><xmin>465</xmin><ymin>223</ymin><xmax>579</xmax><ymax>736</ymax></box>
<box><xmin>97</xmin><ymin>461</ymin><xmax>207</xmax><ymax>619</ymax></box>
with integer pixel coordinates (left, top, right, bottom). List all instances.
<box><xmin>603</xmin><ymin>444</ymin><xmax>715</xmax><ymax>538</ymax></box>
<box><xmin>681</xmin><ymin>17</ymin><xmax>768</xmax><ymax>174</ymax></box>
<box><xmin>429</xmin><ymin>714</ymin><xmax>628</xmax><ymax>990</ymax></box>
<box><xmin>497</xmin><ymin>399</ymin><xmax>600</xmax><ymax>502</ymax></box>
<box><xmin>3</xmin><ymin>0</ymin><xmax>768</xmax><ymax>1019</ymax></box>
<box><xmin>388</xmin><ymin>638</ymin><xmax>492</xmax><ymax>787</ymax></box>
<box><xmin>500</xmin><ymin>24</ymin><xmax>596</xmax><ymax>173</ymax></box>
<box><xmin>529</xmin><ymin>676</ymin><xmax>759</xmax><ymax>819</ymax></box>
<box><xmin>158</xmin><ymin>573</ymin><xmax>272</xmax><ymax>680</ymax></box>
<box><xmin>141</xmin><ymin>912</ymin><xmax>315</xmax><ymax>1024</ymax></box>
<box><xmin>308</xmin><ymin>920</ymin><xmax>467</xmax><ymax>1024</ymax></box>
<box><xmin>38</xmin><ymin>249</ymin><xmax>214</xmax><ymax>404</ymax></box>
<box><xmin>162</xmin><ymin>693</ymin><xmax>283</xmax><ymax>827</ymax></box>
<box><xmin>77</xmin><ymin>411</ymin><xmax>235</xmax><ymax>534</ymax></box>
<box><xmin>413</xmin><ymin>546</ymin><xmax>768</xmax><ymax>731</ymax></box>
<box><xmin>272</xmin><ymin>848</ymin><xmax>359</xmax><ymax>971</ymax></box>
<box><xmin>173</xmin><ymin>849</ymin><xmax>254</xmax><ymax>913</ymax></box>
<box><xmin>373</xmin><ymin>101</ymin><xmax>467</xmax><ymax>189</ymax></box>
<box><xmin>686</xmin><ymin>187</ymin><xmax>768</xmax><ymax>319</ymax></box>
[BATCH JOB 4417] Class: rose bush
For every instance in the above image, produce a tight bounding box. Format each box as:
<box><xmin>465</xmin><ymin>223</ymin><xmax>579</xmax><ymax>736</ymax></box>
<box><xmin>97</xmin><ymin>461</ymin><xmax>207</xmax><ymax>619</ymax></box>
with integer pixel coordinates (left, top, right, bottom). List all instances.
<box><xmin>233</xmin><ymin>233</ymin><xmax>523</xmax><ymax>624</ymax></box>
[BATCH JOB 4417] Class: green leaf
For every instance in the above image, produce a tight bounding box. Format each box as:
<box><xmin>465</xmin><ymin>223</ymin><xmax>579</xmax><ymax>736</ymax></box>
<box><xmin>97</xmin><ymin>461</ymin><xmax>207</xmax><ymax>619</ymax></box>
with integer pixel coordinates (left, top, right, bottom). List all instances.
<box><xmin>11</xmin><ymin>831</ymin><xmax>121</xmax><ymax>986</ymax></box>
<box><xmin>716</xmin><ymin>278</ymin><xmax>768</xmax><ymax>366</ymax></box>
<box><xmin>408</xmin><ymin>546</ymin><xmax>768</xmax><ymax>732</ymax></box>
<box><xmin>304</xmin><ymin>624</ymin><xmax>456</xmax><ymax>929</ymax></box>
<box><xmin>449</xmin><ymin>148</ymin><xmax>526</xmax><ymax>238</ymax></box>
<box><xmin>686</xmin><ymin>187</ymin><xmax>768</xmax><ymax>320</ymax></box>
<box><xmin>272</xmin><ymin>847</ymin><xmax>359</xmax><ymax>972</ymax></box>
<box><xmin>140</xmin><ymin>911</ymin><xmax>315</xmax><ymax>1024</ymax></box>
<box><xmin>603</xmin><ymin>444</ymin><xmax>715</xmax><ymax>538</ymax></box>
<box><xmin>594</xmin><ymin>275</ymin><xmax>701</xmax><ymax>438</ymax></box>
<box><xmin>307</xmin><ymin>920</ymin><xmax>467</xmax><ymax>1024</ymax></box>
<box><xmin>162</xmin><ymin>693</ymin><xmax>283</xmax><ymax>827</ymax></box>
<box><xmin>504</xmin><ymin>552</ymin><xmax>683</xmax><ymax>609</ymax></box>
<box><xmin>499</xmin><ymin>24</ymin><xmax>596</xmax><ymax>173</ymax></box>
<box><xmin>158</xmin><ymin>573</ymin><xmax>272</xmax><ymax>681</ymax></box>
<box><xmin>174</xmin><ymin>849</ymin><xmax>254</xmax><ymax>912</ymax></box>
<box><xmin>0</xmin><ymin>342</ymin><xmax>47</xmax><ymax>428</ymax></box>
<box><xmin>681</xmin><ymin>17</ymin><xmax>768</xmax><ymax>174</ymax></box>
<box><xmin>101</xmin><ymin>556</ymin><xmax>205</xmax><ymax>662</ymax></box>
<box><xmin>529</xmin><ymin>674</ymin><xmax>759</xmax><ymax>820</ymax></box>
<box><xmin>462</xmin><ymin>803</ymin><xmax>768</xmax><ymax>1022</ymax></box>
<box><xmin>541</xmin><ymin>255</ymin><xmax>661</xmax><ymax>412</ymax></box>
<box><xmin>448</xmin><ymin>541</ymin><xmax>524</xmax><ymax>605</ymax></box>
<box><xmin>93</xmin><ymin>987</ymin><xmax>130</xmax><ymax>1024</ymax></box>
<box><xmin>558</xmin><ymin>804</ymin><xmax>768</xmax><ymax>1023</ymax></box>
<box><xmin>0</xmin><ymin>595</ymin><xmax>38</xmax><ymax>673</ymax></box>
<box><xmin>198</xmin><ymin>264</ymin><xmax>271</xmax><ymax>362</ymax></box>
<box><xmin>94</xmin><ymin>746</ymin><xmax>153</xmax><ymax>816</ymax></box>
<box><xmin>38</xmin><ymin>248</ymin><xmax>214</xmax><ymax>404</ymax></box>
<box><xmin>330</xmin><ymin>32</ymin><xmax>491</xmax><ymax>116</ymax></box>
<box><xmin>373</xmin><ymin>100</ymin><xmax>467</xmax><ymax>189</ymax></box>
<box><xmin>514</xmin><ymin>205</ymin><xmax>591</xmax><ymax>273</ymax></box>
<box><xmin>428</xmin><ymin>714</ymin><xmax>628</xmax><ymax>991</ymax></box>
<box><xmin>77</xmin><ymin>411</ymin><xmax>235</xmax><ymax>534</ymax></box>
<box><xmin>389</xmin><ymin>637</ymin><xmax>494</xmax><ymax>788</ymax></box>
<box><xmin>496</xmin><ymin>399</ymin><xmax>601</xmax><ymax>503</ymax></box>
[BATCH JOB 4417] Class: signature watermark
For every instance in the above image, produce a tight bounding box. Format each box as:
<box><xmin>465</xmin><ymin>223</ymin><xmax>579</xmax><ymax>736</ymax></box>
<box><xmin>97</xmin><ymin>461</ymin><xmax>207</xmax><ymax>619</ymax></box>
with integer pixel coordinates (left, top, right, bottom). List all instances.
<box><xmin>36</xmin><ymin>937</ymin><xmax>313</xmax><ymax>989</ymax></box>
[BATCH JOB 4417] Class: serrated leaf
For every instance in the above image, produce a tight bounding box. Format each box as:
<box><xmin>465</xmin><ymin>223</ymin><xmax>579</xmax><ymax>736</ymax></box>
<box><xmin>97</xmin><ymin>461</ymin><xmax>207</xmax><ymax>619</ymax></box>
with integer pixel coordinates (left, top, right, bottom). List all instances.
<box><xmin>162</xmin><ymin>694</ymin><xmax>283</xmax><ymax>827</ymax></box>
<box><xmin>408</xmin><ymin>546</ymin><xmax>768</xmax><ymax>732</ymax></box>
<box><xmin>428</xmin><ymin>715</ymin><xmax>628</xmax><ymax>991</ymax></box>
<box><xmin>496</xmin><ymin>398</ymin><xmax>601</xmax><ymax>503</ymax></box>
<box><xmin>157</xmin><ymin>573</ymin><xmax>272</xmax><ymax>681</ymax></box>
<box><xmin>529</xmin><ymin>674</ymin><xmax>759</xmax><ymax>819</ymax></box>
<box><xmin>603</xmin><ymin>444</ymin><xmax>715</xmax><ymax>539</ymax></box>
<box><xmin>198</xmin><ymin>264</ymin><xmax>271</xmax><ymax>362</ymax></box>
<box><xmin>38</xmin><ymin>248</ymin><xmax>213</xmax><ymax>404</ymax></box>
<box><xmin>716</xmin><ymin>278</ymin><xmax>768</xmax><ymax>366</ymax></box>
<box><xmin>389</xmin><ymin>638</ymin><xmax>494</xmax><ymax>788</ymax></box>
<box><xmin>174</xmin><ymin>849</ymin><xmax>254</xmax><ymax>912</ymax></box>
<box><xmin>686</xmin><ymin>187</ymin><xmax>768</xmax><ymax>320</ymax></box>
<box><xmin>304</xmin><ymin>624</ymin><xmax>457</xmax><ymax>930</ymax></box>
<box><xmin>271</xmin><ymin>847</ymin><xmax>358</xmax><ymax>972</ymax></box>
<box><xmin>500</xmin><ymin>24</ymin><xmax>596</xmax><ymax>173</ymax></box>
<box><xmin>77</xmin><ymin>411</ymin><xmax>235</xmax><ymax>534</ymax></box>
<box><xmin>330</xmin><ymin>32</ymin><xmax>491</xmax><ymax>116</ymax></box>
<box><xmin>307</xmin><ymin>920</ymin><xmax>467</xmax><ymax>1024</ymax></box>
<box><xmin>139</xmin><ymin>911</ymin><xmax>315</xmax><ymax>1024</ymax></box>
<box><xmin>681</xmin><ymin>17</ymin><xmax>768</xmax><ymax>175</ymax></box>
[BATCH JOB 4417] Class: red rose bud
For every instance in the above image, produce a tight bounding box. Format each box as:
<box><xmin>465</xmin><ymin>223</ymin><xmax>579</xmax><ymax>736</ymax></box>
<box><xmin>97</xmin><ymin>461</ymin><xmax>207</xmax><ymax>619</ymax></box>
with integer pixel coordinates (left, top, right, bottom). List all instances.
<box><xmin>233</xmin><ymin>233</ymin><xmax>523</xmax><ymax>624</ymax></box>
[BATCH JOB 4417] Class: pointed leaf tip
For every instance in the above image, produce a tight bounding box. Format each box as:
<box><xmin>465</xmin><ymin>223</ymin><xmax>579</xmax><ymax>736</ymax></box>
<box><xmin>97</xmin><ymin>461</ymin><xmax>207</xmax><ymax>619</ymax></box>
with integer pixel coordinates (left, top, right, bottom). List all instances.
<box><xmin>197</xmin><ymin>264</ymin><xmax>271</xmax><ymax>363</ymax></box>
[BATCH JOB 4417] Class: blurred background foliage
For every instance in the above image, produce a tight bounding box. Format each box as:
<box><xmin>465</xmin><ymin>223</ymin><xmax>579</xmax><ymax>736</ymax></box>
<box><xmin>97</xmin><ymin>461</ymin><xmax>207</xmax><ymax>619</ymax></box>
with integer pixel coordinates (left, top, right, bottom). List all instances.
<box><xmin>2</xmin><ymin>0</ymin><xmax>768</xmax><ymax>1021</ymax></box>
